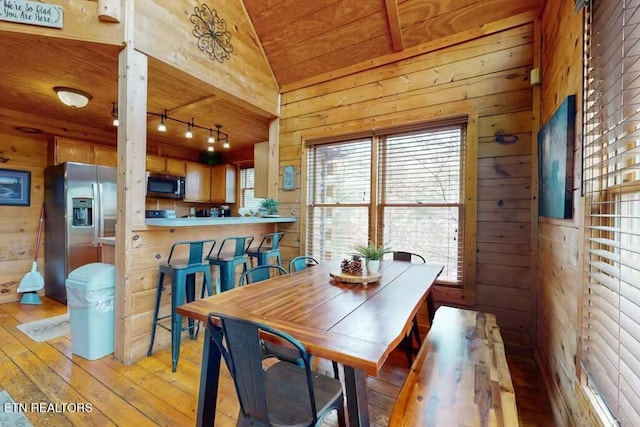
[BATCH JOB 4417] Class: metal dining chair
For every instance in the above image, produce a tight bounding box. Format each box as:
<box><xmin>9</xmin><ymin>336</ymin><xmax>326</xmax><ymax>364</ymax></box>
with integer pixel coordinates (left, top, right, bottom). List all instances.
<box><xmin>288</xmin><ymin>255</ymin><xmax>319</xmax><ymax>273</ymax></box>
<box><xmin>207</xmin><ymin>312</ymin><xmax>346</xmax><ymax>427</ymax></box>
<box><xmin>239</xmin><ymin>265</ymin><xmax>288</xmax><ymax>286</ymax></box>
<box><xmin>392</xmin><ymin>250</ymin><xmax>427</xmax><ymax>364</ymax></box>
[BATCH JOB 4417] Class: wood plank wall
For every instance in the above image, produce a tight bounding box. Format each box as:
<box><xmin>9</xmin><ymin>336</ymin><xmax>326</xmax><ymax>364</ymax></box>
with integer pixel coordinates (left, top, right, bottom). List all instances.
<box><xmin>536</xmin><ymin>1</ymin><xmax>604</xmax><ymax>425</ymax></box>
<box><xmin>0</xmin><ymin>130</ymin><xmax>49</xmax><ymax>303</ymax></box>
<box><xmin>280</xmin><ymin>22</ymin><xmax>537</xmax><ymax>355</ymax></box>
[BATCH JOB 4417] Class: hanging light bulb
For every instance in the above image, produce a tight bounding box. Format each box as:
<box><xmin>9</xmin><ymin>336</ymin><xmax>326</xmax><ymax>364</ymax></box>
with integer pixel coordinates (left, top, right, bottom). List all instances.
<box><xmin>158</xmin><ymin>111</ymin><xmax>167</xmax><ymax>132</ymax></box>
<box><xmin>207</xmin><ymin>128</ymin><xmax>215</xmax><ymax>144</ymax></box>
<box><xmin>111</xmin><ymin>103</ymin><xmax>119</xmax><ymax>127</ymax></box>
<box><xmin>207</xmin><ymin>146</ymin><xmax>214</xmax><ymax>152</ymax></box>
<box><xmin>185</xmin><ymin>119</ymin><xmax>193</xmax><ymax>138</ymax></box>
<box><xmin>223</xmin><ymin>139</ymin><xmax>230</xmax><ymax>149</ymax></box>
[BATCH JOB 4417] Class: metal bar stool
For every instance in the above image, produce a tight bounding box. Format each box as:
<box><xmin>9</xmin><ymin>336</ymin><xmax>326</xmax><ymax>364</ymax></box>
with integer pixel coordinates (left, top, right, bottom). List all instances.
<box><xmin>246</xmin><ymin>232</ymin><xmax>285</xmax><ymax>268</ymax></box>
<box><xmin>207</xmin><ymin>236</ymin><xmax>254</xmax><ymax>293</ymax></box>
<box><xmin>147</xmin><ymin>239</ymin><xmax>216</xmax><ymax>372</ymax></box>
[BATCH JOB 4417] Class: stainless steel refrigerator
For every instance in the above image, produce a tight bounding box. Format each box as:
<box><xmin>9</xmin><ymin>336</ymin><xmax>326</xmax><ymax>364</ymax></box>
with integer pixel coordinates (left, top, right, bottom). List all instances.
<box><xmin>44</xmin><ymin>162</ymin><xmax>117</xmax><ymax>303</ymax></box>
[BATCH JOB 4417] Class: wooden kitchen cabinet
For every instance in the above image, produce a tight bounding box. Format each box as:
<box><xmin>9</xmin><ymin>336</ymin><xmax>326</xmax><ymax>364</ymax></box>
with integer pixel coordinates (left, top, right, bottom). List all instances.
<box><xmin>146</xmin><ymin>155</ymin><xmax>165</xmax><ymax>173</ymax></box>
<box><xmin>146</xmin><ymin>155</ymin><xmax>185</xmax><ymax>176</ymax></box>
<box><xmin>94</xmin><ymin>145</ymin><xmax>117</xmax><ymax>167</ymax></box>
<box><xmin>184</xmin><ymin>162</ymin><xmax>211</xmax><ymax>202</ymax></box>
<box><xmin>166</xmin><ymin>158</ymin><xmax>186</xmax><ymax>176</ymax></box>
<box><xmin>211</xmin><ymin>164</ymin><xmax>236</xmax><ymax>203</ymax></box>
<box><xmin>51</xmin><ymin>137</ymin><xmax>117</xmax><ymax>167</ymax></box>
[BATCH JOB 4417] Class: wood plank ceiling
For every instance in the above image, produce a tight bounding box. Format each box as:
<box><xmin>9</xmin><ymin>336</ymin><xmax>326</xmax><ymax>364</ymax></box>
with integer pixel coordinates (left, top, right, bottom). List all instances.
<box><xmin>0</xmin><ymin>0</ymin><xmax>541</xmax><ymax>157</ymax></box>
<box><xmin>243</xmin><ymin>0</ymin><xmax>541</xmax><ymax>87</ymax></box>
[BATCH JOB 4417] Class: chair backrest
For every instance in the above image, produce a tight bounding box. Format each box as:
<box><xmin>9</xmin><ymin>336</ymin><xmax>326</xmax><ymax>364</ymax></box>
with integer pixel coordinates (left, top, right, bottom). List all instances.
<box><xmin>239</xmin><ymin>265</ymin><xmax>288</xmax><ymax>286</ymax></box>
<box><xmin>208</xmin><ymin>312</ymin><xmax>318</xmax><ymax>425</ymax></box>
<box><xmin>209</xmin><ymin>236</ymin><xmax>254</xmax><ymax>259</ymax></box>
<box><xmin>288</xmin><ymin>256</ymin><xmax>319</xmax><ymax>273</ymax></box>
<box><xmin>392</xmin><ymin>251</ymin><xmax>426</xmax><ymax>263</ymax></box>
<box><xmin>167</xmin><ymin>239</ymin><xmax>216</xmax><ymax>267</ymax></box>
<box><xmin>255</xmin><ymin>232</ymin><xmax>285</xmax><ymax>251</ymax></box>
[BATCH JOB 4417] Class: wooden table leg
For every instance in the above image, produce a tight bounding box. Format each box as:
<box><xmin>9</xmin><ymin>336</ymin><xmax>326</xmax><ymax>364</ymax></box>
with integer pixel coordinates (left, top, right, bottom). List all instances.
<box><xmin>343</xmin><ymin>366</ymin><xmax>369</xmax><ymax>426</ymax></box>
<box><xmin>426</xmin><ymin>291</ymin><xmax>436</xmax><ymax>325</ymax></box>
<box><xmin>196</xmin><ymin>326</ymin><xmax>221</xmax><ymax>427</ymax></box>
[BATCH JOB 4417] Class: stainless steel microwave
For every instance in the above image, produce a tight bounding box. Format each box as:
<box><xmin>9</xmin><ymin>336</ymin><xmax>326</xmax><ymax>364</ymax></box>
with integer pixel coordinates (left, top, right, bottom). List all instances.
<box><xmin>146</xmin><ymin>173</ymin><xmax>185</xmax><ymax>199</ymax></box>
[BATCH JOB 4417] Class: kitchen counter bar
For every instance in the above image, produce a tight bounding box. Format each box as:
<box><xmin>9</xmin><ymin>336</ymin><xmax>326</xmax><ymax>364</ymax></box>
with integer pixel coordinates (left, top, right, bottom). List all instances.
<box><xmin>145</xmin><ymin>216</ymin><xmax>297</xmax><ymax>227</ymax></box>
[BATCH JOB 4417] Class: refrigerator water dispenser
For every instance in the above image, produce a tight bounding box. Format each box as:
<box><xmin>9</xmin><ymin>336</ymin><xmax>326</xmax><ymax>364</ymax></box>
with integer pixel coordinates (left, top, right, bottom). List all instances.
<box><xmin>72</xmin><ymin>198</ymin><xmax>93</xmax><ymax>227</ymax></box>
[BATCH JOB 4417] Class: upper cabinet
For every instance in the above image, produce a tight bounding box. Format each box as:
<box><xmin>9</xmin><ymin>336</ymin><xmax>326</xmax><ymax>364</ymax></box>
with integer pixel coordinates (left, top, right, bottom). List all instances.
<box><xmin>184</xmin><ymin>162</ymin><xmax>211</xmax><ymax>203</ymax></box>
<box><xmin>147</xmin><ymin>155</ymin><xmax>186</xmax><ymax>176</ymax></box>
<box><xmin>51</xmin><ymin>137</ymin><xmax>116</xmax><ymax>167</ymax></box>
<box><xmin>211</xmin><ymin>164</ymin><xmax>236</xmax><ymax>204</ymax></box>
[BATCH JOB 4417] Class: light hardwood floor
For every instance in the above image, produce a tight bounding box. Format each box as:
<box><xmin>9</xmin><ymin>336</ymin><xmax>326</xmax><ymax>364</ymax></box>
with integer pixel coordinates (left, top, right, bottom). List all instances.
<box><xmin>0</xmin><ymin>298</ymin><xmax>556</xmax><ymax>426</ymax></box>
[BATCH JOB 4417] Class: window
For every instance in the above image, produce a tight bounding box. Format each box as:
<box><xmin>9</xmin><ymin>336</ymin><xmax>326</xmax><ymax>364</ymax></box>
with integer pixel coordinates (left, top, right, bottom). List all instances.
<box><xmin>582</xmin><ymin>0</ymin><xmax>640</xmax><ymax>424</ymax></box>
<box><xmin>306</xmin><ymin>121</ymin><xmax>468</xmax><ymax>286</ymax></box>
<box><xmin>239</xmin><ymin>167</ymin><xmax>263</xmax><ymax>209</ymax></box>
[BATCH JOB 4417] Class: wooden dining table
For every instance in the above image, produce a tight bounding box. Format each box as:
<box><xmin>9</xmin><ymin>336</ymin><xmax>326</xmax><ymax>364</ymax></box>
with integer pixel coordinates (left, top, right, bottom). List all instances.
<box><xmin>177</xmin><ymin>258</ymin><xmax>444</xmax><ymax>427</ymax></box>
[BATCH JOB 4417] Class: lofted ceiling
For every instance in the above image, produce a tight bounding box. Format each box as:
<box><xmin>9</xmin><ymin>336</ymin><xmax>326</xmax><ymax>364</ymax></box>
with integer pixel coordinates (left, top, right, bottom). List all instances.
<box><xmin>0</xmin><ymin>0</ymin><xmax>541</xmax><ymax>158</ymax></box>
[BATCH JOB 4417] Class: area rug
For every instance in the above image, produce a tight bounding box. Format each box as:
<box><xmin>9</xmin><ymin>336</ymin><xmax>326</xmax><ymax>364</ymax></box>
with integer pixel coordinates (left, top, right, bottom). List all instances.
<box><xmin>0</xmin><ymin>390</ymin><xmax>33</xmax><ymax>426</ymax></box>
<box><xmin>16</xmin><ymin>313</ymin><xmax>70</xmax><ymax>343</ymax></box>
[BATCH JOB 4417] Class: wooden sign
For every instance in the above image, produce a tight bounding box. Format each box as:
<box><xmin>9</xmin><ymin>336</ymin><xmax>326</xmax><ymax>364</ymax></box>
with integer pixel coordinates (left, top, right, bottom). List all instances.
<box><xmin>1</xmin><ymin>0</ymin><xmax>63</xmax><ymax>29</ymax></box>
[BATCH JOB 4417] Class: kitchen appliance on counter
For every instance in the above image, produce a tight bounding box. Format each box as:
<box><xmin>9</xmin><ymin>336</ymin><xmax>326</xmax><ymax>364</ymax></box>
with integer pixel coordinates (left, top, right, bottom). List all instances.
<box><xmin>195</xmin><ymin>209</ymin><xmax>210</xmax><ymax>217</ymax></box>
<box><xmin>145</xmin><ymin>209</ymin><xmax>177</xmax><ymax>219</ymax></box>
<box><xmin>218</xmin><ymin>206</ymin><xmax>231</xmax><ymax>217</ymax></box>
<box><xmin>45</xmin><ymin>162</ymin><xmax>117</xmax><ymax>303</ymax></box>
<box><xmin>146</xmin><ymin>173</ymin><xmax>185</xmax><ymax>199</ymax></box>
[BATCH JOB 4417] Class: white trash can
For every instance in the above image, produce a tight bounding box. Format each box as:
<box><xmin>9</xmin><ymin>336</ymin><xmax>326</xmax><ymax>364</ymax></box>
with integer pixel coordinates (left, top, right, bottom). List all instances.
<box><xmin>65</xmin><ymin>262</ymin><xmax>115</xmax><ymax>360</ymax></box>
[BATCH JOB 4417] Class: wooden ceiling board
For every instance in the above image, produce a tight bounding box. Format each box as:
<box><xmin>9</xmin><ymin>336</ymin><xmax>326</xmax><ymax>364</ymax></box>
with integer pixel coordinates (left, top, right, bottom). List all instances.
<box><xmin>399</xmin><ymin>0</ymin><xmax>542</xmax><ymax>47</ymax></box>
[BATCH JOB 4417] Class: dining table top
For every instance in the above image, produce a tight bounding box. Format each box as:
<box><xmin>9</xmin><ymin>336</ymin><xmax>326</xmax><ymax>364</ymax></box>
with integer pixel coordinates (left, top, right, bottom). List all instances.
<box><xmin>177</xmin><ymin>259</ymin><xmax>444</xmax><ymax>376</ymax></box>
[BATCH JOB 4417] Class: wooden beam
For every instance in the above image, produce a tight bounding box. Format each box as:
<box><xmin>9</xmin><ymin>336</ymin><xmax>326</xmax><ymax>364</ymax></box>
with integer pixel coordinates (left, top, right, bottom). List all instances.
<box><xmin>280</xmin><ymin>10</ymin><xmax>537</xmax><ymax>93</ymax></box>
<box><xmin>98</xmin><ymin>0</ymin><xmax>121</xmax><ymax>23</ymax></box>
<box><xmin>384</xmin><ymin>0</ymin><xmax>404</xmax><ymax>52</ymax></box>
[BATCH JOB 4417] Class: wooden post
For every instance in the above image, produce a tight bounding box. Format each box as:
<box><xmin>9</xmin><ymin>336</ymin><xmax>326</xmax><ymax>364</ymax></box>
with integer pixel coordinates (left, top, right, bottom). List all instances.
<box><xmin>114</xmin><ymin>0</ymin><xmax>148</xmax><ymax>364</ymax></box>
<box><xmin>98</xmin><ymin>0</ymin><xmax>121</xmax><ymax>23</ymax></box>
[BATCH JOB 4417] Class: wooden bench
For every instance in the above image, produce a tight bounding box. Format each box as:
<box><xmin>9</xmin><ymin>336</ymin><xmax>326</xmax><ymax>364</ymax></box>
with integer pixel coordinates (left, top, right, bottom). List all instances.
<box><xmin>389</xmin><ymin>306</ymin><xmax>519</xmax><ymax>426</ymax></box>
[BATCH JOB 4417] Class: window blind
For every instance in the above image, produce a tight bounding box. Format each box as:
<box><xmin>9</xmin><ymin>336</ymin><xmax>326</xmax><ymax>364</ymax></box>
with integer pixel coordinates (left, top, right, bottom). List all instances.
<box><xmin>583</xmin><ymin>0</ymin><xmax>640</xmax><ymax>424</ymax></box>
<box><xmin>307</xmin><ymin>139</ymin><xmax>372</xmax><ymax>260</ymax></box>
<box><xmin>378</xmin><ymin>127</ymin><xmax>465</xmax><ymax>283</ymax></box>
<box><xmin>239</xmin><ymin>167</ymin><xmax>263</xmax><ymax>209</ymax></box>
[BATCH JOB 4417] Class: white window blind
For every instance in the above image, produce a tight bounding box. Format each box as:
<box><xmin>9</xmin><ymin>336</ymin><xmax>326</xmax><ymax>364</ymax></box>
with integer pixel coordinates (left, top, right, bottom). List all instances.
<box><xmin>583</xmin><ymin>0</ymin><xmax>640</xmax><ymax>424</ymax></box>
<box><xmin>239</xmin><ymin>167</ymin><xmax>263</xmax><ymax>209</ymax></box>
<box><xmin>378</xmin><ymin>127</ymin><xmax>465</xmax><ymax>283</ymax></box>
<box><xmin>307</xmin><ymin>139</ymin><xmax>372</xmax><ymax>260</ymax></box>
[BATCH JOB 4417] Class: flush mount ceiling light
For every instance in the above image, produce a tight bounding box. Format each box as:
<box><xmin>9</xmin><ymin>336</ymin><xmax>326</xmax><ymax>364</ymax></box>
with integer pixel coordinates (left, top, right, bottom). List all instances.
<box><xmin>54</xmin><ymin>86</ymin><xmax>92</xmax><ymax>108</ymax></box>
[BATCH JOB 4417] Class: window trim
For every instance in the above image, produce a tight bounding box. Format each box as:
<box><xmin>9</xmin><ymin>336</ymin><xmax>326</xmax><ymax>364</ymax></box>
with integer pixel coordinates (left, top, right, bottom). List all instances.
<box><xmin>300</xmin><ymin>114</ymin><xmax>478</xmax><ymax>302</ymax></box>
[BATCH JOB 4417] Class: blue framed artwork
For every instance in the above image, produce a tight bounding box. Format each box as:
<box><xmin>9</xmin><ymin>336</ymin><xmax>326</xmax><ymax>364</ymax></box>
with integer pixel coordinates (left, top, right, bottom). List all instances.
<box><xmin>0</xmin><ymin>168</ymin><xmax>31</xmax><ymax>206</ymax></box>
<box><xmin>538</xmin><ymin>95</ymin><xmax>575</xmax><ymax>219</ymax></box>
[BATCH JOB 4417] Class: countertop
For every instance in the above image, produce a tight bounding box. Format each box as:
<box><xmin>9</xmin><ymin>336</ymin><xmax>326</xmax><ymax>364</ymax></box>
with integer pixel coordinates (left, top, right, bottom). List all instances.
<box><xmin>96</xmin><ymin>236</ymin><xmax>116</xmax><ymax>245</ymax></box>
<box><xmin>145</xmin><ymin>216</ymin><xmax>297</xmax><ymax>227</ymax></box>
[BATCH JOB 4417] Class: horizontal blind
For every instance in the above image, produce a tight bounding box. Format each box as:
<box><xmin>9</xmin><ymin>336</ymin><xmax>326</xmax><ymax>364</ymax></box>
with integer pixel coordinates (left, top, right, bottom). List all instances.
<box><xmin>583</xmin><ymin>0</ymin><xmax>640</xmax><ymax>424</ymax></box>
<box><xmin>307</xmin><ymin>139</ymin><xmax>371</xmax><ymax>260</ymax></box>
<box><xmin>239</xmin><ymin>167</ymin><xmax>263</xmax><ymax>209</ymax></box>
<box><xmin>378</xmin><ymin>126</ymin><xmax>465</xmax><ymax>283</ymax></box>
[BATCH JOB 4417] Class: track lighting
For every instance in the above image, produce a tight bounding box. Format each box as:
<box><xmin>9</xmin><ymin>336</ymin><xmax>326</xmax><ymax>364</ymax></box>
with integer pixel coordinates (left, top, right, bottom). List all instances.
<box><xmin>110</xmin><ymin>104</ymin><xmax>231</xmax><ymax>149</ymax></box>
<box><xmin>111</xmin><ymin>103</ymin><xmax>119</xmax><ymax>127</ymax></box>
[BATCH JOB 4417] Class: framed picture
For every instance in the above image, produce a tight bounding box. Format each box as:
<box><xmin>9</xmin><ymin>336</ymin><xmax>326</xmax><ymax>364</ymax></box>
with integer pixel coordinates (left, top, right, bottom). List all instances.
<box><xmin>283</xmin><ymin>165</ymin><xmax>296</xmax><ymax>191</ymax></box>
<box><xmin>538</xmin><ymin>95</ymin><xmax>575</xmax><ymax>219</ymax></box>
<box><xmin>0</xmin><ymin>168</ymin><xmax>31</xmax><ymax>206</ymax></box>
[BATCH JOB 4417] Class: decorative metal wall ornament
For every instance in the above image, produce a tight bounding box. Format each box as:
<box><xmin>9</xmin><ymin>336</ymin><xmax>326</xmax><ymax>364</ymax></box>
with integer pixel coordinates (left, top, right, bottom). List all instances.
<box><xmin>190</xmin><ymin>4</ymin><xmax>233</xmax><ymax>63</ymax></box>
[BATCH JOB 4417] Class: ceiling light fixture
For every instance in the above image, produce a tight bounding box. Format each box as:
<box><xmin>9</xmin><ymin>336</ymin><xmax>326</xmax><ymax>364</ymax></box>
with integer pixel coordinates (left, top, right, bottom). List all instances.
<box><xmin>111</xmin><ymin>103</ymin><xmax>119</xmax><ymax>126</ymax></box>
<box><xmin>54</xmin><ymin>86</ymin><xmax>92</xmax><ymax>108</ymax></box>
<box><xmin>158</xmin><ymin>110</ymin><xmax>167</xmax><ymax>132</ymax></box>
<box><xmin>111</xmin><ymin>104</ymin><xmax>232</xmax><ymax>149</ymax></box>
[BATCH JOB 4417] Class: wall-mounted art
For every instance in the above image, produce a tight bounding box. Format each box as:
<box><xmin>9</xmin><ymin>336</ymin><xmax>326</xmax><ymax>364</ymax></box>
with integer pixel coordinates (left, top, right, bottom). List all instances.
<box><xmin>190</xmin><ymin>4</ymin><xmax>233</xmax><ymax>63</ymax></box>
<box><xmin>538</xmin><ymin>95</ymin><xmax>575</xmax><ymax>219</ymax></box>
<box><xmin>0</xmin><ymin>168</ymin><xmax>31</xmax><ymax>206</ymax></box>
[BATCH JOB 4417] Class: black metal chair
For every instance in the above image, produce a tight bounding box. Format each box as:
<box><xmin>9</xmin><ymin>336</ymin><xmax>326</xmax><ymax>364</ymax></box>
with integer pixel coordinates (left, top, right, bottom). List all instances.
<box><xmin>288</xmin><ymin>255</ymin><xmax>319</xmax><ymax>273</ymax></box>
<box><xmin>392</xmin><ymin>251</ymin><xmax>427</xmax><ymax>364</ymax></box>
<box><xmin>239</xmin><ymin>265</ymin><xmax>288</xmax><ymax>286</ymax></box>
<box><xmin>207</xmin><ymin>312</ymin><xmax>346</xmax><ymax>427</ymax></box>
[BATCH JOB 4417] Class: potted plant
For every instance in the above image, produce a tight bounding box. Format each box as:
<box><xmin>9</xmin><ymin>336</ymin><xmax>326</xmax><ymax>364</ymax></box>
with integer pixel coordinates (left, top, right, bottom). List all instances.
<box><xmin>259</xmin><ymin>198</ymin><xmax>280</xmax><ymax>216</ymax></box>
<box><xmin>354</xmin><ymin>242</ymin><xmax>391</xmax><ymax>274</ymax></box>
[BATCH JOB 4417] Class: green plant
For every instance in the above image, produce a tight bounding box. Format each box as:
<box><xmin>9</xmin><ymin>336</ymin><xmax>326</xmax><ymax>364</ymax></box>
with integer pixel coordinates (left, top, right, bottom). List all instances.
<box><xmin>354</xmin><ymin>242</ymin><xmax>391</xmax><ymax>260</ymax></box>
<box><xmin>259</xmin><ymin>198</ymin><xmax>280</xmax><ymax>214</ymax></box>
